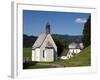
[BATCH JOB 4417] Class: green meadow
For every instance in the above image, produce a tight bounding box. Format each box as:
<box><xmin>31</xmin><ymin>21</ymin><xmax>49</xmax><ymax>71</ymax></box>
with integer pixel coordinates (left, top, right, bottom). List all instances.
<box><xmin>23</xmin><ymin>46</ymin><xmax>91</xmax><ymax>69</ymax></box>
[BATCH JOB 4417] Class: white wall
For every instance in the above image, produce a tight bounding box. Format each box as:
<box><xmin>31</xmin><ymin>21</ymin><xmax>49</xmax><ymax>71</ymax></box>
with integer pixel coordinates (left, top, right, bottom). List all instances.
<box><xmin>69</xmin><ymin>49</ymin><xmax>81</xmax><ymax>54</ymax></box>
<box><xmin>32</xmin><ymin>50</ymin><xmax>35</xmax><ymax>61</ymax></box>
<box><xmin>76</xmin><ymin>49</ymin><xmax>81</xmax><ymax>54</ymax></box>
<box><xmin>45</xmin><ymin>49</ymin><xmax>54</xmax><ymax>61</ymax></box>
<box><xmin>35</xmin><ymin>48</ymin><xmax>40</xmax><ymax>61</ymax></box>
<box><xmin>0</xmin><ymin>0</ymin><xmax>99</xmax><ymax>80</ymax></box>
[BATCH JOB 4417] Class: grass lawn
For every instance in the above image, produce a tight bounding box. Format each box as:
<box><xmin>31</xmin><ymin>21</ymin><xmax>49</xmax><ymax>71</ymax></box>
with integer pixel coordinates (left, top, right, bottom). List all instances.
<box><xmin>23</xmin><ymin>48</ymin><xmax>32</xmax><ymax>61</ymax></box>
<box><xmin>23</xmin><ymin>46</ymin><xmax>91</xmax><ymax>69</ymax></box>
<box><xmin>54</xmin><ymin>46</ymin><xmax>91</xmax><ymax>67</ymax></box>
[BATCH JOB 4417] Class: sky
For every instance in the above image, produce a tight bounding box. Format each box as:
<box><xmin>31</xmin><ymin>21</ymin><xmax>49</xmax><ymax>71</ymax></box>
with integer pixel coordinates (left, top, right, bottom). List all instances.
<box><xmin>23</xmin><ymin>10</ymin><xmax>90</xmax><ymax>36</ymax></box>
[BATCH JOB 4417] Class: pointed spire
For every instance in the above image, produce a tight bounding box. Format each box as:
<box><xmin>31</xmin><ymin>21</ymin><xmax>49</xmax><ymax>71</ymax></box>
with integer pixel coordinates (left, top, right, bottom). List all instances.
<box><xmin>45</xmin><ymin>22</ymin><xmax>50</xmax><ymax>34</ymax></box>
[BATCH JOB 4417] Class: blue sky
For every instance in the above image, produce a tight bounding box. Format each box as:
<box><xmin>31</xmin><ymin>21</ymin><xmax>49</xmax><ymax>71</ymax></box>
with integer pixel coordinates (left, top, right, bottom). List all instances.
<box><xmin>23</xmin><ymin>10</ymin><xmax>90</xmax><ymax>36</ymax></box>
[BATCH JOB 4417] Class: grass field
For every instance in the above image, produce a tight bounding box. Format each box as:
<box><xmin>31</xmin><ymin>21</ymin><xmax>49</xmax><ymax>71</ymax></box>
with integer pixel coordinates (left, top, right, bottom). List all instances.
<box><xmin>23</xmin><ymin>46</ymin><xmax>91</xmax><ymax>69</ymax></box>
<box><xmin>54</xmin><ymin>46</ymin><xmax>91</xmax><ymax>67</ymax></box>
<box><xmin>23</xmin><ymin>48</ymin><xmax>32</xmax><ymax>61</ymax></box>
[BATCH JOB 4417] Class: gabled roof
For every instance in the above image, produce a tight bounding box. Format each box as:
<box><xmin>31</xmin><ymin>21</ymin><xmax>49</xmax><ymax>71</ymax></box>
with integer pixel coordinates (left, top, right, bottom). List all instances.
<box><xmin>68</xmin><ymin>42</ymin><xmax>84</xmax><ymax>49</ymax></box>
<box><xmin>69</xmin><ymin>42</ymin><xmax>77</xmax><ymax>49</ymax></box>
<box><xmin>32</xmin><ymin>32</ymin><xmax>47</xmax><ymax>49</ymax></box>
<box><xmin>32</xmin><ymin>22</ymin><xmax>57</xmax><ymax>51</ymax></box>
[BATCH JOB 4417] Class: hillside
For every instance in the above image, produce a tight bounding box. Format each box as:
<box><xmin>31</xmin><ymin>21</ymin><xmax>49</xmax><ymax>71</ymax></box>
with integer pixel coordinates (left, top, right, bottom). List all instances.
<box><xmin>55</xmin><ymin>46</ymin><xmax>91</xmax><ymax>67</ymax></box>
<box><xmin>52</xmin><ymin>34</ymin><xmax>82</xmax><ymax>42</ymax></box>
<box><xmin>23</xmin><ymin>34</ymin><xmax>37</xmax><ymax>48</ymax></box>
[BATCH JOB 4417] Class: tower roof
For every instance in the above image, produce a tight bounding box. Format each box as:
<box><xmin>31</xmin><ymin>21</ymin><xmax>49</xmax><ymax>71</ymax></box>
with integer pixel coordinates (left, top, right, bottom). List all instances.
<box><xmin>45</xmin><ymin>22</ymin><xmax>50</xmax><ymax>34</ymax></box>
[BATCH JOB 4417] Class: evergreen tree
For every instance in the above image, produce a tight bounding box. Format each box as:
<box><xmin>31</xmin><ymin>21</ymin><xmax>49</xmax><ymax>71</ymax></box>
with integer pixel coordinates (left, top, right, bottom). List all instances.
<box><xmin>83</xmin><ymin>16</ymin><xmax>91</xmax><ymax>48</ymax></box>
<box><xmin>53</xmin><ymin>37</ymin><xmax>68</xmax><ymax>57</ymax></box>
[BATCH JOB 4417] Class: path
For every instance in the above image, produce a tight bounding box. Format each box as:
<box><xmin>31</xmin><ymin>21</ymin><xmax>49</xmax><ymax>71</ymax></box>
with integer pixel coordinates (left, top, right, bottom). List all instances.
<box><xmin>37</xmin><ymin>63</ymin><xmax>64</xmax><ymax>67</ymax></box>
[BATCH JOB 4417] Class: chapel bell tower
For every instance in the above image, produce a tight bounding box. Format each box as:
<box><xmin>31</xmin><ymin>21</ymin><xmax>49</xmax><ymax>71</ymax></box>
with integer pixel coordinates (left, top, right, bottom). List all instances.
<box><xmin>46</xmin><ymin>22</ymin><xmax>50</xmax><ymax>34</ymax></box>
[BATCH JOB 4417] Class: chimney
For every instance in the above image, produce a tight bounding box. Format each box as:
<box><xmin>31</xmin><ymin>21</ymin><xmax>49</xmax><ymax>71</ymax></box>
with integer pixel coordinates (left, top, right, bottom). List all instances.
<box><xmin>45</xmin><ymin>22</ymin><xmax>50</xmax><ymax>34</ymax></box>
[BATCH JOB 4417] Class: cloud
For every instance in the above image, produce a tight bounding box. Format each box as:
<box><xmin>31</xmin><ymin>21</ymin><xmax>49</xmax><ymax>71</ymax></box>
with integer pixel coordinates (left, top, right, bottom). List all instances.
<box><xmin>75</xmin><ymin>18</ymin><xmax>87</xmax><ymax>24</ymax></box>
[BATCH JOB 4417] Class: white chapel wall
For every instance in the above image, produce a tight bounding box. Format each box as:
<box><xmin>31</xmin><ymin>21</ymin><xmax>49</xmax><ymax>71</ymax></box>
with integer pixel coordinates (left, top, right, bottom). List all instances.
<box><xmin>45</xmin><ymin>49</ymin><xmax>54</xmax><ymax>62</ymax></box>
<box><xmin>32</xmin><ymin>50</ymin><xmax>35</xmax><ymax>61</ymax></box>
<box><xmin>35</xmin><ymin>48</ymin><xmax>40</xmax><ymax>61</ymax></box>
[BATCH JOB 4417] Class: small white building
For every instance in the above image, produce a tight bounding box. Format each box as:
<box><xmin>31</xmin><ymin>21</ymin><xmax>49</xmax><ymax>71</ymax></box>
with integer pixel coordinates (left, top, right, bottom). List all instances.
<box><xmin>61</xmin><ymin>42</ymin><xmax>84</xmax><ymax>60</ymax></box>
<box><xmin>32</xmin><ymin>23</ymin><xmax>57</xmax><ymax>62</ymax></box>
<box><xmin>68</xmin><ymin>42</ymin><xmax>84</xmax><ymax>54</ymax></box>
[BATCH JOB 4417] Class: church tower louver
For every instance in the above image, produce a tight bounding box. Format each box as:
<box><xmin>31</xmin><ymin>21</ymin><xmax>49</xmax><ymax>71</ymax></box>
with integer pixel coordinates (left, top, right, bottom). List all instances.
<box><xmin>46</xmin><ymin>22</ymin><xmax>50</xmax><ymax>34</ymax></box>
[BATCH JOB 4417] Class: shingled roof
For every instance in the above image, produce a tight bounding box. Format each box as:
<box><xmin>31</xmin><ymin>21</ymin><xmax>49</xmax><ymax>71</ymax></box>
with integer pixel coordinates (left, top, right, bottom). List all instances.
<box><xmin>32</xmin><ymin>32</ymin><xmax>47</xmax><ymax>49</ymax></box>
<box><xmin>32</xmin><ymin>22</ymin><xmax>54</xmax><ymax>50</ymax></box>
<box><xmin>68</xmin><ymin>42</ymin><xmax>84</xmax><ymax>49</ymax></box>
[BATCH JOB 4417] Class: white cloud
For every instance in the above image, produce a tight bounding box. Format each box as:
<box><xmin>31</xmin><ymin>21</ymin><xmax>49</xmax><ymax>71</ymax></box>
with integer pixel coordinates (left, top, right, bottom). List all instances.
<box><xmin>75</xmin><ymin>18</ymin><xmax>87</xmax><ymax>24</ymax></box>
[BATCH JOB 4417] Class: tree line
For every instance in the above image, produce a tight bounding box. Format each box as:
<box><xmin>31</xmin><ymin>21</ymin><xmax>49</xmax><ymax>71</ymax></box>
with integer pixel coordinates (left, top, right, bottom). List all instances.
<box><xmin>82</xmin><ymin>16</ymin><xmax>91</xmax><ymax>48</ymax></box>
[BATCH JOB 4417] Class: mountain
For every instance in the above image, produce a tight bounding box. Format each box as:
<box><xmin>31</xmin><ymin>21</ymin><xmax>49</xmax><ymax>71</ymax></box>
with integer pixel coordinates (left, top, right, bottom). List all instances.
<box><xmin>23</xmin><ymin>34</ymin><xmax>37</xmax><ymax>48</ymax></box>
<box><xmin>23</xmin><ymin>34</ymin><xmax>83</xmax><ymax>48</ymax></box>
<box><xmin>52</xmin><ymin>34</ymin><xmax>83</xmax><ymax>43</ymax></box>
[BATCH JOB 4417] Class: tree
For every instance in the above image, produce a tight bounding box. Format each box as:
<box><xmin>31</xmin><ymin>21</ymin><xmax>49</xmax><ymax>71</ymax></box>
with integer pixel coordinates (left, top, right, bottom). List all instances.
<box><xmin>82</xmin><ymin>16</ymin><xmax>91</xmax><ymax>48</ymax></box>
<box><xmin>23</xmin><ymin>34</ymin><xmax>37</xmax><ymax>48</ymax></box>
<box><xmin>53</xmin><ymin>37</ymin><xmax>68</xmax><ymax>57</ymax></box>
